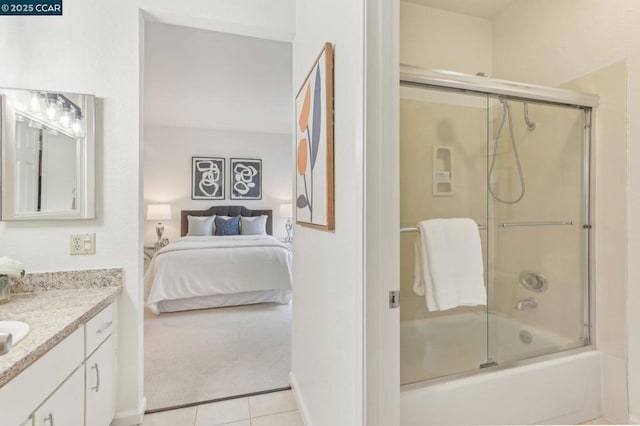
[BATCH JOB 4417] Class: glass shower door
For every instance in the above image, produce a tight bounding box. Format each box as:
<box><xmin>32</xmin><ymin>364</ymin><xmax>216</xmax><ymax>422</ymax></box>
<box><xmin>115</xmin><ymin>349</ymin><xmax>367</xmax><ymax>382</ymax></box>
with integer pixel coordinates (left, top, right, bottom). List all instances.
<box><xmin>485</xmin><ymin>97</ymin><xmax>590</xmax><ymax>365</ymax></box>
<box><xmin>399</xmin><ymin>84</ymin><xmax>491</xmax><ymax>384</ymax></box>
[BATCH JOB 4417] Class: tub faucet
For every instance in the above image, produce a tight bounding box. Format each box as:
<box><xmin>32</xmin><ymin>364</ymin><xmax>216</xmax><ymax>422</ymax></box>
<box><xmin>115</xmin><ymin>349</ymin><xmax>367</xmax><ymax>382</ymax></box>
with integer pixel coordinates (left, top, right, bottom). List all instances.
<box><xmin>514</xmin><ymin>297</ymin><xmax>538</xmax><ymax>311</ymax></box>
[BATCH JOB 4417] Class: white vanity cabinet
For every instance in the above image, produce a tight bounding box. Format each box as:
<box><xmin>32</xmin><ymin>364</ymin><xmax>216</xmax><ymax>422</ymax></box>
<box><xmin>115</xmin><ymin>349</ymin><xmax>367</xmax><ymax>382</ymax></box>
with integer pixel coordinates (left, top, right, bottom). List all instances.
<box><xmin>0</xmin><ymin>301</ymin><xmax>117</xmax><ymax>426</ymax></box>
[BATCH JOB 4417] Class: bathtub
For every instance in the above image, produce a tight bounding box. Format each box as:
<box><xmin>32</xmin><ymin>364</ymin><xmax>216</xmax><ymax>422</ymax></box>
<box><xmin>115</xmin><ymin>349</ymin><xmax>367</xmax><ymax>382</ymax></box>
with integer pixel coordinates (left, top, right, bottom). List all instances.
<box><xmin>401</xmin><ymin>312</ymin><xmax>601</xmax><ymax>425</ymax></box>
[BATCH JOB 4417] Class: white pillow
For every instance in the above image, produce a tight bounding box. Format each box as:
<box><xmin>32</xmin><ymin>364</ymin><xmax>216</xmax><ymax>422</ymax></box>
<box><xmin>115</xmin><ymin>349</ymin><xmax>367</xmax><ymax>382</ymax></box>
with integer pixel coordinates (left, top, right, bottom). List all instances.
<box><xmin>187</xmin><ymin>215</ymin><xmax>215</xmax><ymax>236</ymax></box>
<box><xmin>240</xmin><ymin>215</ymin><xmax>267</xmax><ymax>235</ymax></box>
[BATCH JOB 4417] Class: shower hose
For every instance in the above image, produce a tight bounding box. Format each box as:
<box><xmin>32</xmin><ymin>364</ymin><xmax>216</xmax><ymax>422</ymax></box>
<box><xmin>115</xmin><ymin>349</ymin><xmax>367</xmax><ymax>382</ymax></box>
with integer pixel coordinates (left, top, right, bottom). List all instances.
<box><xmin>487</xmin><ymin>99</ymin><xmax>529</xmax><ymax>204</ymax></box>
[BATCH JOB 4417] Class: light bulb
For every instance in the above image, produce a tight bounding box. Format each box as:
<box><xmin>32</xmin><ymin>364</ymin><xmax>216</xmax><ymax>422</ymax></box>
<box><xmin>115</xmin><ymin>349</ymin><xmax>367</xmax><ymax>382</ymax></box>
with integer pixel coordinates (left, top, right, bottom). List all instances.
<box><xmin>29</xmin><ymin>92</ymin><xmax>43</xmax><ymax>114</ymax></box>
<box><xmin>45</xmin><ymin>95</ymin><xmax>60</xmax><ymax>121</ymax></box>
<box><xmin>60</xmin><ymin>104</ymin><xmax>72</xmax><ymax>128</ymax></box>
<box><xmin>72</xmin><ymin>112</ymin><xmax>83</xmax><ymax>136</ymax></box>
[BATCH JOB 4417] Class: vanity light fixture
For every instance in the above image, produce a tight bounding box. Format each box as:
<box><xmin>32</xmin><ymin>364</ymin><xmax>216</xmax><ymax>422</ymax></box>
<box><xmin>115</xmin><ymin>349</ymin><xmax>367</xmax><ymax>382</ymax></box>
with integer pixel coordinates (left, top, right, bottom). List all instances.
<box><xmin>25</xmin><ymin>92</ymin><xmax>85</xmax><ymax>137</ymax></box>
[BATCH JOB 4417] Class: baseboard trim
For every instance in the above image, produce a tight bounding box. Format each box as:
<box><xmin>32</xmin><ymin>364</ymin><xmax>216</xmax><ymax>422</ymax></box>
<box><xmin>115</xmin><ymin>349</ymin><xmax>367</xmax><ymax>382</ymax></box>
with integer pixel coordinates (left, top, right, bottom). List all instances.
<box><xmin>113</xmin><ymin>397</ymin><xmax>147</xmax><ymax>426</ymax></box>
<box><xmin>290</xmin><ymin>372</ymin><xmax>312</xmax><ymax>426</ymax></box>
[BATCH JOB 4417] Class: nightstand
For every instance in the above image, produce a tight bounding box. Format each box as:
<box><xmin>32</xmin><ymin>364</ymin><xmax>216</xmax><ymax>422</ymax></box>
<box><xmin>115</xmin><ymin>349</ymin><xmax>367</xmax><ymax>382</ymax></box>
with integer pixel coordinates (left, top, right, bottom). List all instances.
<box><xmin>144</xmin><ymin>239</ymin><xmax>169</xmax><ymax>259</ymax></box>
<box><xmin>144</xmin><ymin>245</ymin><xmax>157</xmax><ymax>260</ymax></box>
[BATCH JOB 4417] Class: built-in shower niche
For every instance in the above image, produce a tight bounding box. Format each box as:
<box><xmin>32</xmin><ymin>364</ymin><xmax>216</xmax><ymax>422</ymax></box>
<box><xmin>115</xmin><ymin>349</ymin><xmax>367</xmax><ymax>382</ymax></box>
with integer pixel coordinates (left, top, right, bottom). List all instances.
<box><xmin>432</xmin><ymin>146</ymin><xmax>453</xmax><ymax>196</ymax></box>
<box><xmin>400</xmin><ymin>69</ymin><xmax>594</xmax><ymax>386</ymax></box>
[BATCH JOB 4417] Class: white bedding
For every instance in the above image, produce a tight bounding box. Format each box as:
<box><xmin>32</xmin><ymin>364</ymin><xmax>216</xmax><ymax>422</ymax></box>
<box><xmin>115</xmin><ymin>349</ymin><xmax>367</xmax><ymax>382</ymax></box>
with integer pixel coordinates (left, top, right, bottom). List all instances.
<box><xmin>145</xmin><ymin>235</ymin><xmax>292</xmax><ymax>314</ymax></box>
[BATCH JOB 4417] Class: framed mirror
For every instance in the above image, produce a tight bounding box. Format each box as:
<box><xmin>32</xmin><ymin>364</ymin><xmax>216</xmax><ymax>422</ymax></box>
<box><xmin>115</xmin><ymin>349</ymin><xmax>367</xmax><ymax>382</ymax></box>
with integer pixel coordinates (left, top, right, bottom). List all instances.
<box><xmin>0</xmin><ymin>88</ymin><xmax>95</xmax><ymax>220</ymax></box>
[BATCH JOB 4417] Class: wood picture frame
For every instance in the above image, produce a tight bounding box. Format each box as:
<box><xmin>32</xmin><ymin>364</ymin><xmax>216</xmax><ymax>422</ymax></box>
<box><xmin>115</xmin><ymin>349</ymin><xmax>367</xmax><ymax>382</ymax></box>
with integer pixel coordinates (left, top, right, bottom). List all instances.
<box><xmin>294</xmin><ymin>42</ymin><xmax>335</xmax><ymax>231</ymax></box>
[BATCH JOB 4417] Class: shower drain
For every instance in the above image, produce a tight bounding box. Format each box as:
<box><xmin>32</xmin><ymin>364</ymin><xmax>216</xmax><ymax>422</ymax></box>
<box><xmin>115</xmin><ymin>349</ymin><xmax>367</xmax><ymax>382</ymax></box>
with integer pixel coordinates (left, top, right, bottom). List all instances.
<box><xmin>519</xmin><ymin>330</ymin><xmax>533</xmax><ymax>344</ymax></box>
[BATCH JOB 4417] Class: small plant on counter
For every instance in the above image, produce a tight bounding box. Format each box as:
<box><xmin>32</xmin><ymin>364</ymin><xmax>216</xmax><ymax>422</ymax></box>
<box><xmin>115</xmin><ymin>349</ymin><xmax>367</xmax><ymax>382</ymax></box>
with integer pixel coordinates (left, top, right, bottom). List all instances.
<box><xmin>0</xmin><ymin>257</ymin><xmax>25</xmax><ymax>302</ymax></box>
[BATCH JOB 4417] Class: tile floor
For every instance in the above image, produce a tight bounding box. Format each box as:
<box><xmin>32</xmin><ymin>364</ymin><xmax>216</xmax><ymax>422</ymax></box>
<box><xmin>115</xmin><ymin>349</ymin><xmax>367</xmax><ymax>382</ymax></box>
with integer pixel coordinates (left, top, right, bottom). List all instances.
<box><xmin>580</xmin><ymin>418</ymin><xmax>616</xmax><ymax>425</ymax></box>
<box><xmin>142</xmin><ymin>390</ymin><xmax>302</xmax><ymax>426</ymax></box>
<box><xmin>143</xmin><ymin>393</ymin><xmax>616</xmax><ymax>426</ymax></box>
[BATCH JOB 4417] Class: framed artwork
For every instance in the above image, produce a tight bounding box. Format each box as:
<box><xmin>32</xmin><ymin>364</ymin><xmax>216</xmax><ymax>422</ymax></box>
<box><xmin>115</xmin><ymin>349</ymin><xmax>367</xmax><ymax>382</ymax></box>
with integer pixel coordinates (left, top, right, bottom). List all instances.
<box><xmin>295</xmin><ymin>42</ymin><xmax>334</xmax><ymax>230</ymax></box>
<box><xmin>192</xmin><ymin>157</ymin><xmax>225</xmax><ymax>200</ymax></box>
<box><xmin>230</xmin><ymin>158</ymin><xmax>262</xmax><ymax>200</ymax></box>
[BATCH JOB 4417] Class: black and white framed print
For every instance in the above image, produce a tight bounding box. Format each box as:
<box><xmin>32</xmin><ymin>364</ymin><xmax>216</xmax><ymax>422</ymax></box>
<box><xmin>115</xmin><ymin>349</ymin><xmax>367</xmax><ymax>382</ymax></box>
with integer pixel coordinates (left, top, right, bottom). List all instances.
<box><xmin>192</xmin><ymin>157</ymin><xmax>225</xmax><ymax>200</ymax></box>
<box><xmin>230</xmin><ymin>158</ymin><xmax>262</xmax><ymax>200</ymax></box>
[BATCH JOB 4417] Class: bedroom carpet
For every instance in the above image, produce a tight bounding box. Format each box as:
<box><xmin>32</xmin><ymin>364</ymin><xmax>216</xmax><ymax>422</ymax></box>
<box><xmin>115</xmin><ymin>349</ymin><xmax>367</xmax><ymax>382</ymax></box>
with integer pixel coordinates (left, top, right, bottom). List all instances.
<box><xmin>144</xmin><ymin>302</ymin><xmax>292</xmax><ymax>411</ymax></box>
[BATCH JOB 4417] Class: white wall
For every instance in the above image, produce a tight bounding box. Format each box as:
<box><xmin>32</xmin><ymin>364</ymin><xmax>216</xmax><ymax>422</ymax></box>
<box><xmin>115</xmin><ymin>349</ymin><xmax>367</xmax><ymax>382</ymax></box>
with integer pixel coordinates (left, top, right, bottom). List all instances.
<box><xmin>492</xmin><ymin>0</ymin><xmax>639</xmax><ymax>422</ymax></box>
<box><xmin>145</xmin><ymin>23</ymin><xmax>292</xmax><ymax>134</ymax></box>
<box><xmin>400</xmin><ymin>2</ymin><xmax>493</xmax><ymax>75</ymax></box>
<box><xmin>291</xmin><ymin>0</ymin><xmax>365</xmax><ymax>425</ymax></box>
<box><xmin>144</xmin><ymin>126</ymin><xmax>292</xmax><ymax>240</ymax></box>
<box><xmin>0</xmin><ymin>0</ymin><xmax>295</xmax><ymax>423</ymax></box>
<box><xmin>144</xmin><ymin>22</ymin><xmax>293</xmax><ymax>243</ymax></box>
<box><xmin>563</xmin><ymin>61</ymin><xmax>629</xmax><ymax>423</ymax></box>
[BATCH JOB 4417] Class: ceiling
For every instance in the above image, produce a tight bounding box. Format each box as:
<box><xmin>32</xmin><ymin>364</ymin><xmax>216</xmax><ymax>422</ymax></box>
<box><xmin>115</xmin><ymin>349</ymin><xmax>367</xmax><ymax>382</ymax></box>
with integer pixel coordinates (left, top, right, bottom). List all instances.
<box><xmin>402</xmin><ymin>0</ymin><xmax>515</xmax><ymax>19</ymax></box>
<box><xmin>144</xmin><ymin>23</ymin><xmax>292</xmax><ymax>134</ymax></box>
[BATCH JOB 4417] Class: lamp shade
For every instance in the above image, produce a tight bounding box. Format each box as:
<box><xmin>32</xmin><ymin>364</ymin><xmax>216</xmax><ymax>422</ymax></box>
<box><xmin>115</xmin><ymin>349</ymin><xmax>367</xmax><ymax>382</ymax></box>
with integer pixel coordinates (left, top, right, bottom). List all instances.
<box><xmin>279</xmin><ymin>203</ymin><xmax>292</xmax><ymax>217</ymax></box>
<box><xmin>146</xmin><ymin>204</ymin><xmax>172</xmax><ymax>221</ymax></box>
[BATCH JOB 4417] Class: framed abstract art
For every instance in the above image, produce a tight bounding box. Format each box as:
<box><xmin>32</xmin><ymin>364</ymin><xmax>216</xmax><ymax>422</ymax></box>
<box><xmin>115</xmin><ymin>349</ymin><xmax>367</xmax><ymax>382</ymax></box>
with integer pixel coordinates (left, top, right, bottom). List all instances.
<box><xmin>230</xmin><ymin>158</ymin><xmax>262</xmax><ymax>200</ymax></box>
<box><xmin>295</xmin><ymin>42</ymin><xmax>335</xmax><ymax>231</ymax></box>
<box><xmin>192</xmin><ymin>157</ymin><xmax>224</xmax><ymax>200</ymax></box>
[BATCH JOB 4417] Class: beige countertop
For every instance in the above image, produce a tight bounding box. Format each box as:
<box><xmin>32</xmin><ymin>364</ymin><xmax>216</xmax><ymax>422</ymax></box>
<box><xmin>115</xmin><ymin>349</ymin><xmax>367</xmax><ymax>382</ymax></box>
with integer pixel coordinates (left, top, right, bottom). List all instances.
<box><xmin>0</xmin><ymin>286</ymin><xmax>121</xmax><ymax>388</ymax></box>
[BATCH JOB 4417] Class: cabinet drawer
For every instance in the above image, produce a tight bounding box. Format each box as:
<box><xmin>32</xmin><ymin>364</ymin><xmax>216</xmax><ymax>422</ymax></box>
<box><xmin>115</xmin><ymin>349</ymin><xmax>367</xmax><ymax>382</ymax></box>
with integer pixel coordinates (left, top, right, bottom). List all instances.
<box><xmin>0</xmin><ymin>327</ymin><xmax>83</xmax><ymax>425</ymax></box>
<box><xmin>86</xmin><ymin>304</ymin><xmax>115</xmax><ymax>356</ymax></box>
<box><xmin>33</xmin><ymin>366</ymin><xmax>84</xmax><ymax>426</ymax></box>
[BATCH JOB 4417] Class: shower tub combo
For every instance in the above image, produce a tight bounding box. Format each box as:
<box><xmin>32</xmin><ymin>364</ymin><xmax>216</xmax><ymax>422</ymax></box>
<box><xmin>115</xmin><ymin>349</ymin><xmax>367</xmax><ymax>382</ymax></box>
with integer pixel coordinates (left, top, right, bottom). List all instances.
<box><xmin>399</xmin><ymin>68</ymin><xmax>599</xmax><ymax>425</ymax></box>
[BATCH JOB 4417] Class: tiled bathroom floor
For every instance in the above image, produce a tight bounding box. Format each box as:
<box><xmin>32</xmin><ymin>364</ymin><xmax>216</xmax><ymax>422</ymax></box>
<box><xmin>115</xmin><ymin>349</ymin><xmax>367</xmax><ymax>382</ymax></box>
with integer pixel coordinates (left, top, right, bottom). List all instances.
<box><xmin>143</xmin><ymin>395</ymin><xmax>616</xmax><ymax>426</ymax></box>
<box><xmin>579</xmin><ymin>418</ymin><xmax>616</xmax><ymax>425</ymax></box>
<box><xmin>142</xmin><ymin>390</ymin><xmax>302</xmax><ymax>426</ymax></box>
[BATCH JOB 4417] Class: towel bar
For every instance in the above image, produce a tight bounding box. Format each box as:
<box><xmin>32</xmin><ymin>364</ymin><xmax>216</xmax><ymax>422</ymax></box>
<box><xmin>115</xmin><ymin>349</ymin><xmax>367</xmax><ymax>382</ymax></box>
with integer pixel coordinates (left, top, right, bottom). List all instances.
<box><xmin>498</xmin><ymin>220</ymin><xmax>574</xmax><ymax>228</ymax></box>
<box><xmin>401</xmin><ymin>221</ymin><xmax>574</xmax><ymax>233</ymax></box>
<box><xmin>400</xmin><ymin>224</ymin><xmax>487</xmax><ymax>233</ymax></box>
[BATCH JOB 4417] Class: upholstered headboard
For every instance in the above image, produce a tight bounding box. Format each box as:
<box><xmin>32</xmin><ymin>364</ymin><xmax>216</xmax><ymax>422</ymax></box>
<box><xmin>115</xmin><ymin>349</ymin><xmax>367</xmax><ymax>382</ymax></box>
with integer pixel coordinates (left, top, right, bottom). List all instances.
<box><xmin>180</xmin><ymin>206</ymin><xmax>273</xmax><ymax>236</ymax></box>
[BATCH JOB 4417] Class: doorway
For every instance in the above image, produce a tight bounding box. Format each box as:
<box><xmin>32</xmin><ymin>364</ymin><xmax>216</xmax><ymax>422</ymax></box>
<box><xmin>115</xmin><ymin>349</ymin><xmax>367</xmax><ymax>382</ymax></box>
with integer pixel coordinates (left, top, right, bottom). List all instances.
<box><xmin>141</xmin><ymin>21</ymin><xmax>294</xmax><ymax>412</ymax></box>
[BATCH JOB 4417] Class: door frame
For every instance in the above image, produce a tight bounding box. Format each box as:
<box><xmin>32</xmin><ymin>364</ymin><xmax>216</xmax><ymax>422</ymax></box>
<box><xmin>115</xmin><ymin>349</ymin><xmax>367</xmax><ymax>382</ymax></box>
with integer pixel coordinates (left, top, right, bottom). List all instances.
<box><xmin>364</xmin><ymin>0</ymin><xmax>400</xmax><ymax>424</ymax></box>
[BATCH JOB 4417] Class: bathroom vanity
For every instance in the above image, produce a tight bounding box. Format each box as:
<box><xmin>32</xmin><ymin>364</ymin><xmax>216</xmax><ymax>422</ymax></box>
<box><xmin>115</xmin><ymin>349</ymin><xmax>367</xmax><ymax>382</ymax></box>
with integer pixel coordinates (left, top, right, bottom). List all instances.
<box><xmin>0</xmin><ymin>271</ymin><xmax>121</xmax><ymax>426</ymax></box>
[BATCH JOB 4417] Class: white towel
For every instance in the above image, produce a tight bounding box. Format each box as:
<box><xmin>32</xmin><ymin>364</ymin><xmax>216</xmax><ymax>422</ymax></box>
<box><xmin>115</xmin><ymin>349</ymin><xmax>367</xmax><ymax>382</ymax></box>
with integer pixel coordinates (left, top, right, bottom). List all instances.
<box><xmin>413</xmin><ymin>218</ymin><xmax>487</xmax><ymax>311</ymax></box>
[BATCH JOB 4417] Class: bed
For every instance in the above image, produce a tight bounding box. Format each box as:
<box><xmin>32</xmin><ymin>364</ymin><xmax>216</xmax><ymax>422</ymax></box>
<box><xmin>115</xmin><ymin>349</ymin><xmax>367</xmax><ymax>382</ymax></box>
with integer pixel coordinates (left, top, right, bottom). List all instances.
<box><xmin>145</xmin><ymin>206</ymin><xmax>293</xmax><ymax>314</ymax></box>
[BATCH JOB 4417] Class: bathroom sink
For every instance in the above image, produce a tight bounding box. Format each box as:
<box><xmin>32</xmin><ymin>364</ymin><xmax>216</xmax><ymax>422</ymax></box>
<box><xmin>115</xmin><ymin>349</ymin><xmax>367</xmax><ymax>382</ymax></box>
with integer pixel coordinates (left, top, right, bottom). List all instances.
<box><xmin>0</xmin><ymin>321</ymin><xmax>30</xmax><ymax>345</ymax></box>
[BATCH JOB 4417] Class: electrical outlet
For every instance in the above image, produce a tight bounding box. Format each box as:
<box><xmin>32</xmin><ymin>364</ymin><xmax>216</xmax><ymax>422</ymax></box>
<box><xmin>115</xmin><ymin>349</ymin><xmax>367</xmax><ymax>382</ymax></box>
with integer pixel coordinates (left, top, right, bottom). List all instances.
<box><xmin>70</xmin><ymin>233</ymin><xmax>96</xmax><ymax>255</ymax></box>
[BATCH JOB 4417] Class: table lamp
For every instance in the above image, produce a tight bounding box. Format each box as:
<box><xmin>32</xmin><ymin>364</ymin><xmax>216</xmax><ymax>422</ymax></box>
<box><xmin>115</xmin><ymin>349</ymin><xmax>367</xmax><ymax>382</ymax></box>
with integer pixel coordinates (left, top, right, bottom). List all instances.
<box><xmin>279</xmin><ymin>203</ymin><xmax>293</xmax><ymax>243</ymax></box>
<box><xmin>147</xmin><ymin>204</ymin><xmax>172</xmax><ymax>246</ymax></box>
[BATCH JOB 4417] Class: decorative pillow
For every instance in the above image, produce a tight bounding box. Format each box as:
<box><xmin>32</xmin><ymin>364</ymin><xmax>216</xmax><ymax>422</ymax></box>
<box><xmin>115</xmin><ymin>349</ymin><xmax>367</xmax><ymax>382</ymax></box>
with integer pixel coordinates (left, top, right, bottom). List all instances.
<box><xmin>187</xmin><ymin>215</ymin><xmax>215</xmax><ymax>236</ymax></box>
<box><xmin>214</xmin><ymin>215</ymin><xmax>241</xmax><ymax>236</ymax></box>
<box><xmin>240</xmin><ymin>215</ymin><xmax>268</xmax><ymax>235</ymax></box>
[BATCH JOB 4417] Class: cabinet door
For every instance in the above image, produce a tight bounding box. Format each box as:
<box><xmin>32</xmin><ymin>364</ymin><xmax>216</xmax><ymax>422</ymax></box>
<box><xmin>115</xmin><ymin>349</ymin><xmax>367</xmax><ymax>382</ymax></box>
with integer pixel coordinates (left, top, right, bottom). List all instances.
<box><xmin>33</xmin><ymin>367</ymin><xmax>84</xmax><ymax>426</ymax></box>
<box><xmin>85</xmin><ymin>335</ymin><xmax>116</xmax><ymax>426</ymax></box>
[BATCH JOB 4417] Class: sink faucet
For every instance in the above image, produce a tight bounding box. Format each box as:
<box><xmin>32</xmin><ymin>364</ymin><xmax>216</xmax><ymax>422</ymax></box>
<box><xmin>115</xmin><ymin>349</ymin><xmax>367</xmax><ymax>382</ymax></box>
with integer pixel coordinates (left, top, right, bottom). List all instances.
<box><xmin>514</xmin><ymin>297</ymin><xmax>538</xmax><ymax>311</ymax></box>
